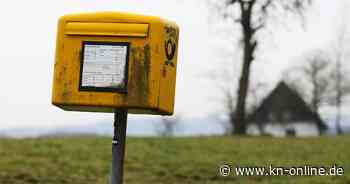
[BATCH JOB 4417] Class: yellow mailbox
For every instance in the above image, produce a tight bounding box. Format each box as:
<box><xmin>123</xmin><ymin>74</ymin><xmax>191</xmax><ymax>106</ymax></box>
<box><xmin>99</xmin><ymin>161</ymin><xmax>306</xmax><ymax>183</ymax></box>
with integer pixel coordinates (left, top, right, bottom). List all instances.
<box><xmin>52</xmin><ymin>12</ymin><xmax>179</xmax><ymax>115</ymax></box>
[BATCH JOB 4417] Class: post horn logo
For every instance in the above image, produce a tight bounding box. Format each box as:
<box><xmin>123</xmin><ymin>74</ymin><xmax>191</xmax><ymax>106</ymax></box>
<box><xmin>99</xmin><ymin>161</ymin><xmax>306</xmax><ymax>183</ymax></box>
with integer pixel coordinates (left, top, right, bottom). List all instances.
<box><xmin>164</xmin><ymin>26</ymin><xmax>177</xmax><ymax>67</ymax></box>
<box><xmin>165</xmin><ymin>39</ymin><xmax>176</xmax><ymax>61</ymax></box>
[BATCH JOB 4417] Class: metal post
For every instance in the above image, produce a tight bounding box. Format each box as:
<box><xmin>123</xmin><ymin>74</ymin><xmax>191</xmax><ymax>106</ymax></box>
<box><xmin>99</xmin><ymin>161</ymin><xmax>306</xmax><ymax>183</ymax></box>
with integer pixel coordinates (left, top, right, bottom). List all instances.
<box><xmin>111</xmin><ymin>109</ymin><xmax>128</xmax><ymax>184</ymax></box>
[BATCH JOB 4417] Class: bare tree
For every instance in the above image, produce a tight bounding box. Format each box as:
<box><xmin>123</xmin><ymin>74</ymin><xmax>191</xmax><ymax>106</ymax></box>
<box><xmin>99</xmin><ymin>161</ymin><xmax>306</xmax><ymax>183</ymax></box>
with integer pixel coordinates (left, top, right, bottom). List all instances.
<box><xmin>284</xmin><ymin>50</ymin><xmax>332</xmax><ymax>135</ymax></box>
<box><xmin>157</xmin><ymin>116</ymin><xmax>181</xmax><ymax>137</ymax></box>
<box><xmin>303</xmin><ymin>52</ymin><xmax>331</xmax><ymax>113</ymax></box>
<box><xmin>210</xmin><ymin>0</ymin><xmax>312</xmax><ymax>135</ymax></box>
<box><xmin>330</xmin><ymin>64</ymin><xmax>350</xmax><ymax>135</ymax></box>
<box><xmin>285</xmin><ymin>50</ymin><xmax>332</xmax><ymax>114</ymax></box>
<box><xmin>285</xmin><ymin>42</ymin><xmax>350</xmax><ymax>135</ymax></box>
<box><xmin>328</xmin><ymin>16</ymin><xmax>350</xmax><ymax>135</ymax></box>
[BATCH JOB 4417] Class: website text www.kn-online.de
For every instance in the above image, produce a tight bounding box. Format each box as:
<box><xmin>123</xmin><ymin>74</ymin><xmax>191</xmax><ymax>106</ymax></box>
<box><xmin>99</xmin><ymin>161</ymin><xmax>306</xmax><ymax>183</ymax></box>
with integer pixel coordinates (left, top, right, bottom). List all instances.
<box><xmin>219</xmin><ymin>164</ymin><xmax>344</xmax><ymax>177</ymax></box>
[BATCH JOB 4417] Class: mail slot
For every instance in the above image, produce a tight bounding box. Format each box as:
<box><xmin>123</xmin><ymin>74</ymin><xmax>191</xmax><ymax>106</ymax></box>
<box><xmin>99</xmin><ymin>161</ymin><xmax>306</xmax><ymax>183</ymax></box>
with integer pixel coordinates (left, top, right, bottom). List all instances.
<box><xmin>52</xmin><ymin>12</ymin><xmax>179</xmax><ymax>115</ymax></box>
<box><xmin>65</xmin><ymin>22</ymin><xmax>149</xmax><ymax>37</ymax></box>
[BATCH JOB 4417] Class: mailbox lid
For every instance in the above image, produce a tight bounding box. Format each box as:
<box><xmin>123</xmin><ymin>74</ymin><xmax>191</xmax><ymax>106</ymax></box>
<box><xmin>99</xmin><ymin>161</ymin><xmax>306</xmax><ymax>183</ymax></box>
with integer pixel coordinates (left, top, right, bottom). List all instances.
<box><xmin>59</xmin><ymin>11</ymin><xmax>163</xmax><ymax>25</ymax></box>
<box><xmin>65</xmin><ymin>22</ymin><xmax>149</xmax><ymax>37</ymax></box>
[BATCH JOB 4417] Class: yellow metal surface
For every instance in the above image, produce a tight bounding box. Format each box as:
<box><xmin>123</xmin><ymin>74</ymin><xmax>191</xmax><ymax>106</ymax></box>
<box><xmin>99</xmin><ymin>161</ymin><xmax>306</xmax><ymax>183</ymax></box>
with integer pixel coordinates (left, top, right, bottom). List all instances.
<box><xmin>65</xmin><ymin>22</ymin><xmax>149</xmax><ymax>37</ymax></box>
<box><xmin>52</xmin><ymin>12</ymin><xmax>179</xmax><ymax>115</ymax></box>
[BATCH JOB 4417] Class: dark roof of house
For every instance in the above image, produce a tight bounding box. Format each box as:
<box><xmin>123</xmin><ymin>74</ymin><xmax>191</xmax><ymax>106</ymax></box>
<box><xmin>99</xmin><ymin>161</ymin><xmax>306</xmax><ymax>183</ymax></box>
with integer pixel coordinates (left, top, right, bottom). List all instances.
<box><xmin>247</xmin><ymin>81</ymin><xmax>327</xmax><ymax>131</ymax></box>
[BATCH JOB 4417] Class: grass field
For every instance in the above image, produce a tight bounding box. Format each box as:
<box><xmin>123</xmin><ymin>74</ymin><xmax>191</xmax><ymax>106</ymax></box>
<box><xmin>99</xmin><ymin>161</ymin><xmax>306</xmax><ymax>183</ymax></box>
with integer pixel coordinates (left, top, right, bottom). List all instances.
<box><xmin>0</xmin><ymin>136</ymin><xmax>349</xmax><ymax>184</ymax></box>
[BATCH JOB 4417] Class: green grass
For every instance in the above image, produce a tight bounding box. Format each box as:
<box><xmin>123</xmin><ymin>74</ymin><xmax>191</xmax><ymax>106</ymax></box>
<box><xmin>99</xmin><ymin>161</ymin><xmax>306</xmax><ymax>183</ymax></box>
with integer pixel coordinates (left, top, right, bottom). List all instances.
<box><xmin>0</xmin><ymin>136</ymin><xmax>349</xmax><ymax>184</ymax></box>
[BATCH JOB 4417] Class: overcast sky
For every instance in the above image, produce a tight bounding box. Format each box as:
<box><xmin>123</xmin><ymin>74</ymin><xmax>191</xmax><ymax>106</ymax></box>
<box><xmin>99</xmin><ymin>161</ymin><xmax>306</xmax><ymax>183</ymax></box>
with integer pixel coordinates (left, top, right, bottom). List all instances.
<box><xmin>0</xmin><ymin>0</ymin><xmax>348</xmax><ymax>130</ymax></box>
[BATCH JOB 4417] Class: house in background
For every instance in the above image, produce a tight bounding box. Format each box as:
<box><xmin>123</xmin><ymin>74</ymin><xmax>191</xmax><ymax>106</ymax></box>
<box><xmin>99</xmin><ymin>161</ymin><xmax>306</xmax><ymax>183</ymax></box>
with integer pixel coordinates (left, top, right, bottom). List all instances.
<box><xmin>247</xmin><ymin>82</ymin><xmax>328</xmax><ymax>137</ymax></box>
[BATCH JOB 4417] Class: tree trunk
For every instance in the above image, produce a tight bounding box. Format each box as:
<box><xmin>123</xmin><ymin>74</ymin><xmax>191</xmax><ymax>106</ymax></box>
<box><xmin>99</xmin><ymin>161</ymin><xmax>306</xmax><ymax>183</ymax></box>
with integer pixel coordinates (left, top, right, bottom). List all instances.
<box><xmin>335</xmin><ymin>104</ymin><xmax>343</xmax><ymax>135</ymax></box>
<box><xmin>231</xmin><ymin>1</ymin><xmax>256</xmax><ymax>135</ymax></box>
<box><xmin>232</xmin><ymin>48</ymin><xmax>253</xmax><ymax>135</ymax></box>
<box><xmin>335</xmin><ymin>59</ymin><xmax>343</xmax><ymax>135</ymax></box>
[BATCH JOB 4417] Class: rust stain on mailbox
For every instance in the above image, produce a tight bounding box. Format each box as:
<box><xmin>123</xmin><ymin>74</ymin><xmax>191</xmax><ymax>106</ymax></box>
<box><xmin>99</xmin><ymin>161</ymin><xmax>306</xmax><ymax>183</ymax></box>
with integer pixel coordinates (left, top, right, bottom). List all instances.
<box><xmin>52</xmin><ymin>12</ymin><xmax>179</xmax><ymax>115</ymax></box>
<box><xmin>128</xmin><ymin>44</ymin><xmax>151</xmax><ymax>106</ymax></box>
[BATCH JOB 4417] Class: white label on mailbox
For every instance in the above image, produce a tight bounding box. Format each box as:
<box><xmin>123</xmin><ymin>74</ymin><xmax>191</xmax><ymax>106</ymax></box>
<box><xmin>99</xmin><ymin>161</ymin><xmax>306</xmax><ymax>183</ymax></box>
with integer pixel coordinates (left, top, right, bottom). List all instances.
<box><xmin>81</xmin><ymin>43</ymin><xmax>128</xmax><ymax>89</ymax></box>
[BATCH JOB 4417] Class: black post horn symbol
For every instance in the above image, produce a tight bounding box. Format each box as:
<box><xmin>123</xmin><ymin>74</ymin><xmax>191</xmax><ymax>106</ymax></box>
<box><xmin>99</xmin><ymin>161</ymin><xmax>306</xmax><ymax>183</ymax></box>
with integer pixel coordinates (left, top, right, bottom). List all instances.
<box><xmin>165</xmin><ymin>39</ymin><xmax>176</xmax><ymax>61</ymax></box>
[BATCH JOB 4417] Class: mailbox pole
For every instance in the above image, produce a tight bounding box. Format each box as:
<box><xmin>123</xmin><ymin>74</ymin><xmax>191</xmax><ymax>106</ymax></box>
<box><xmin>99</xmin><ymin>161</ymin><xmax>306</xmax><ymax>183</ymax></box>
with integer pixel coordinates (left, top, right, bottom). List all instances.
<box><xmin>111</xmin><ymin>109</ymin><xmax>128</xmax><ymax>184</ymax></box>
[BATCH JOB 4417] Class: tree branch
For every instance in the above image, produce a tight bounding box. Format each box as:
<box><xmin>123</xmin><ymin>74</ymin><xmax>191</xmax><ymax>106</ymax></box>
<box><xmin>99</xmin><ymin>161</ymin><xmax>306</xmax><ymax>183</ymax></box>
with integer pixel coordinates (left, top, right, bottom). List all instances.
<box><xmin>229</xmin><ymin>0</ymin><xmax>238</xmax><ymax>4</ymax></box>
<box><xmin>261</xmin><ymin>0</ymin><xmax>273</xmax><ymax>14</ymax></box>
<box><xmin>252</xmin><ymin>23</ymin><xmax>264</xmax><ymax>34</ymax></box>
